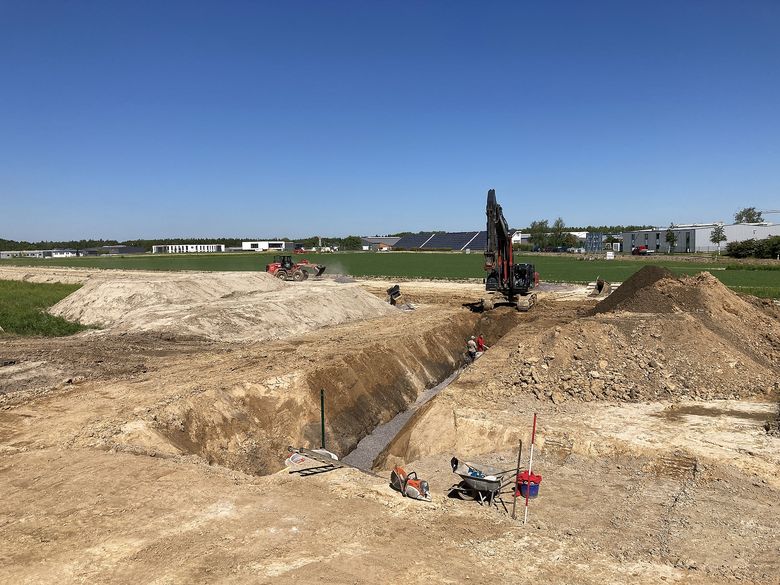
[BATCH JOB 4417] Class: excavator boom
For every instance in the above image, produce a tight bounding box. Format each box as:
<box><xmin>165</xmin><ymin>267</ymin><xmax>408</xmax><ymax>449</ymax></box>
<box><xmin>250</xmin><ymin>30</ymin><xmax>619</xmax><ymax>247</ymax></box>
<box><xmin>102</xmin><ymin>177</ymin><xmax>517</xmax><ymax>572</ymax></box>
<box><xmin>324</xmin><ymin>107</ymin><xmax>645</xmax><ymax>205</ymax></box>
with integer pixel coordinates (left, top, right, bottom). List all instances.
<box><xmin>483</xmin><ymin>189</ymin><xmax>538</xmax><ymax>310</ymax></box>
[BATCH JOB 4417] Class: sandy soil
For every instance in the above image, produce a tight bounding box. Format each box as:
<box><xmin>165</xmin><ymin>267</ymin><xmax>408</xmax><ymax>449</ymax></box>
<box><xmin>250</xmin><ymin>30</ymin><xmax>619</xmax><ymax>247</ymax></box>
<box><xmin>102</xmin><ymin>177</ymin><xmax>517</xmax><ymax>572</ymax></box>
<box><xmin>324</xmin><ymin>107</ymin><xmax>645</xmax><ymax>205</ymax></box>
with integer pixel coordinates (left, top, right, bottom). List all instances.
<box><xmin>1</xmin><ymin>266</ymin><xmax>778</xmax><ymax>584</ymax></box>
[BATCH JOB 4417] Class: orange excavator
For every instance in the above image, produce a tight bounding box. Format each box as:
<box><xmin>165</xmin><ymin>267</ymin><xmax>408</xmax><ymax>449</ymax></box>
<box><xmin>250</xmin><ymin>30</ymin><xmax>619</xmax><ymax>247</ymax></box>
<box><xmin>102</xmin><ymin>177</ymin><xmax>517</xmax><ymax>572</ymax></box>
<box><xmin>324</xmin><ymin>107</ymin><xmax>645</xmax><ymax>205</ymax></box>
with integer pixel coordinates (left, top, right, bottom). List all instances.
<box><xmin>483</xmin><ymin>189</ymin><xmax>539</xmax><ymax>311</ymax></box>
<box><xmin>265</xmin><ymin>255</ymin><xmax>326</xmax><ymax>281</ymax></box>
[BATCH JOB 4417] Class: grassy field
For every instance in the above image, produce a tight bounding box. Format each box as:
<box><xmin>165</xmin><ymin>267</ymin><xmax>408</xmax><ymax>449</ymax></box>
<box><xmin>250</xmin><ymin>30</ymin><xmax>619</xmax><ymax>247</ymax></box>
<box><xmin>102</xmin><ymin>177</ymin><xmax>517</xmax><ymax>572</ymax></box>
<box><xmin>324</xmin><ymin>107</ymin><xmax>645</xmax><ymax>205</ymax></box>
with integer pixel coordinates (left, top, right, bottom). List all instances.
<box><xmin>0</xmin><ymin>280</ymin><xmax>88</xmax><ymax>336</ymax></box>
<box><xmin>3</xmin><ymin>252</ymin><xmax>779</xmax><ymax>298</ymax></box>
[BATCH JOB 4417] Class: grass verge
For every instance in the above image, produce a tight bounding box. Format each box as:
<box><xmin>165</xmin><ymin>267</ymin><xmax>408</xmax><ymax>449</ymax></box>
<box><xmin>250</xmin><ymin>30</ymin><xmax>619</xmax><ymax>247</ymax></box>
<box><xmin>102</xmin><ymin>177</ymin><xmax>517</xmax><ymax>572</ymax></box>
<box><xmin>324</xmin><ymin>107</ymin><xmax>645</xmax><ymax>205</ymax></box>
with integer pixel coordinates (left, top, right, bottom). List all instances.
<box><xmin>0</xmin><ymin>280</ymin><xmax>87</xmax><ymax>336</ymax></box>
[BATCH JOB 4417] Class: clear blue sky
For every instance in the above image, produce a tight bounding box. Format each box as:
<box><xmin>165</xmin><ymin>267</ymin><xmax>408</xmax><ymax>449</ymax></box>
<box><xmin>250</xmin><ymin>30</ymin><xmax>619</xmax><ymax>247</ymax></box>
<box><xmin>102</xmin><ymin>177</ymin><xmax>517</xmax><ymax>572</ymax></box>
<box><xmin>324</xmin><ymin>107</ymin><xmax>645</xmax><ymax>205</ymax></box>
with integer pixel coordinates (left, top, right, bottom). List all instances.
<box><xmin>1</xmin><ymin>1</ymin><xmax>778</xmax><ymax>241</ymax></box>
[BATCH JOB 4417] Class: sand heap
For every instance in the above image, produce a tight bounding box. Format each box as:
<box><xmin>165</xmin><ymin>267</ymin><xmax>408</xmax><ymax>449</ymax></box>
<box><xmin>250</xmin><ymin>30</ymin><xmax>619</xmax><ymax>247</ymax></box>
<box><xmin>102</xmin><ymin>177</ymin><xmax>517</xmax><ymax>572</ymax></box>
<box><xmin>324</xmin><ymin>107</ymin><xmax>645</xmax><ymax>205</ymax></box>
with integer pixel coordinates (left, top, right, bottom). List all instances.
<box><xmin>50</xmin><ymin>272</ymin><xmax>397</xmax><ymax>342</ymax></box>
<box><xmin>506</xmin><ymin>267</ymin><xmax>780</xmax><ymax>403</ymax></box>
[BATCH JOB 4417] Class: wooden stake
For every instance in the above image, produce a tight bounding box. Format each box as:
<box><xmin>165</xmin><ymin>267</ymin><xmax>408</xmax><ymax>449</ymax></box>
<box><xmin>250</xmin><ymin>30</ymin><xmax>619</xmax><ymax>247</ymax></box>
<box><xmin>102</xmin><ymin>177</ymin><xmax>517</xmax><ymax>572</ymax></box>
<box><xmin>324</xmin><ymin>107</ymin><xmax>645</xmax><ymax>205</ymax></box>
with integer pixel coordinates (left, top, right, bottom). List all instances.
<box><xmin>320</xmin><ymin>388</ymin><xmax>326</xmax><ymax>449</ymax></box>
<box><xmin>511</xmin><ymin>439</ymin><xmax>523</xmax><ymax>520</ymax></box>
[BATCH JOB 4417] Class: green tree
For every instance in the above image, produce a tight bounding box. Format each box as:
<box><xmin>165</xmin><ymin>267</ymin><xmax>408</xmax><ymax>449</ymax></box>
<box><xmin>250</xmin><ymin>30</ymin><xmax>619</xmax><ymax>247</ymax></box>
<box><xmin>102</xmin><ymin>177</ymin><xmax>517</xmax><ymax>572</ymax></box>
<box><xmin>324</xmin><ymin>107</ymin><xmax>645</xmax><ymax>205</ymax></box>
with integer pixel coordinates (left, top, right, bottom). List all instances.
<box><xmin>665</xmin><ymin>224</ymin><xmax>678</xmax><ymax>253</ymax></box>
<box><xmin>710</xmin><ymin>224</ymin><xmax>727</xmax><ymax>255</ymax></box>
<box><xmin>528</xmin><ymin>220</ymin><xmax>549</xmax><ymax>249</ymax></box>
<box><xmin>550</xmin><ymin>217</ymin><xmax>566</xmax><ymax>247</ymax></box>
<box><xmin>562</xmin><ymin>233</ymin><xmax>579</xmax><ymax>248</ymax></box>
<box><xmin>734</xmin><ymin>207</ymin><xmax>763</xmax><ymax>223</ymax></box>
<box><xmin>341</xmin><ymin>236</ymin><xmax>363</xmax><ymax>250</ymax></box>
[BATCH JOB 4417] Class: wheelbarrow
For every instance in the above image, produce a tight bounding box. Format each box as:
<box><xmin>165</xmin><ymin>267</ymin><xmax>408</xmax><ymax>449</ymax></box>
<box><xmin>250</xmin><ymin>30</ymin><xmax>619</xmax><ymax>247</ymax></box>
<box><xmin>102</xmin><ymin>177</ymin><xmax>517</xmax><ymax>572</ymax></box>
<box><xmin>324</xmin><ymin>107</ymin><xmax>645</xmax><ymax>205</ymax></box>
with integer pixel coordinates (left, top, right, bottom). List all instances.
<box><xmin>449</xmin><ymin>457</ymin><xmax>517</xmax><ymax>509</ymax></box>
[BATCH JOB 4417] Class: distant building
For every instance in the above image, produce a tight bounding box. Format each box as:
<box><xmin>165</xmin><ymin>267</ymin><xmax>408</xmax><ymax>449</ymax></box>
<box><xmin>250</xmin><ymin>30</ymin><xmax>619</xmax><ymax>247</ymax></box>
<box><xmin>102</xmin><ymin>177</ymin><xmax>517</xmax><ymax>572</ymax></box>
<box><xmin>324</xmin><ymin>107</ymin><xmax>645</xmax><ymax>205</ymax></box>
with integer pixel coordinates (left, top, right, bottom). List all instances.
<box><xmin>585</xmin><ymin>232</ymin><xmax>622</xmax><ymax>253</ymax></box>
<box><xmin>511</xmin><ymin>231</ymin><xmax>530</xmax><ymax>246</ymax></box>
<box><xmin>584</xmin><ymin>232</ymin><xmax>605</xmax><ymax>252</ymax></box>
<box><xmin>152</xmin><ymin>244</ymin><xmax>225</xmax><ymax>254</ymax></box>
<box><xmin>241</xmin><ymin>241</ymin><xmax>291</xmax><ymax>252</ymax></box>
<box><xmin>81</xmin><ymin>245</ymin><xmax>145</xmax><ymax>256</ymax></box>
<box><xmin>622</xmin><ymin>223</ymin><xmax>778</xmax><ymax>253</ymax></box>
<box><xmin>360</xmin><ymin>236</ymin><xmax>401</xmax><ymax>251</ymax></box>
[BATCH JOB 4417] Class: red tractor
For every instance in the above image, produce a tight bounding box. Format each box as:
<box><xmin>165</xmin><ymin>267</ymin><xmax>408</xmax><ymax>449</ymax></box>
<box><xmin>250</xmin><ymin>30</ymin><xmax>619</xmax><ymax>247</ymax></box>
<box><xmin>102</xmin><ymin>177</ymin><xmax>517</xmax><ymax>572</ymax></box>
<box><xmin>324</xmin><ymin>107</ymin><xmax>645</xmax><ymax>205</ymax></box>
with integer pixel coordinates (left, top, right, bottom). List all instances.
<box><xmin>265</xmin><ymin>255</ymin><xmax>326</xmax><ymax>281</ymax></box>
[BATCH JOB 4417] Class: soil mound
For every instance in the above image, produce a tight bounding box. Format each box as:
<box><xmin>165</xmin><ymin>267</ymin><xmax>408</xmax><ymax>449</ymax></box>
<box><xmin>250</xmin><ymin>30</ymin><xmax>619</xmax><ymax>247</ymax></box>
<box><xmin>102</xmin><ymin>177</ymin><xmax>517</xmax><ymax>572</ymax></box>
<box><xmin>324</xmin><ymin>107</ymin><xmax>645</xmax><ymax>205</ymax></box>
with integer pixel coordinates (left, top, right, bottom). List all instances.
<box><xmin>512</xmin><ymin>271</ymin><xmax>780</xmax><ymax>403</ymax></box>
<box><xmin>50</xmin><ymin>272</ymin><xmax>396</xmax><ymax>342</ymax></box>
<box><xmin>590</xmin><ymin>265</ymin><xmax>675</xmax><ymax>314</ymax></box>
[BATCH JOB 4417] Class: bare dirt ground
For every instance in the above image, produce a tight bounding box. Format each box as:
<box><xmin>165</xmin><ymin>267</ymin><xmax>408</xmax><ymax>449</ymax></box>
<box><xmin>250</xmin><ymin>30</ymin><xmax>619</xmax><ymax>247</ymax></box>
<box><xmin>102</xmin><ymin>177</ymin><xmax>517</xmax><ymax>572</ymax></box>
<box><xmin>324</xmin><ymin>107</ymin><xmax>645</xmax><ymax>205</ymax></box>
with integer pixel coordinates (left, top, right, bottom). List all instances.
<box><xmin>1</xmin><ymin>266</ymin><xmax>778</xmax><ymax>584</ymax></box>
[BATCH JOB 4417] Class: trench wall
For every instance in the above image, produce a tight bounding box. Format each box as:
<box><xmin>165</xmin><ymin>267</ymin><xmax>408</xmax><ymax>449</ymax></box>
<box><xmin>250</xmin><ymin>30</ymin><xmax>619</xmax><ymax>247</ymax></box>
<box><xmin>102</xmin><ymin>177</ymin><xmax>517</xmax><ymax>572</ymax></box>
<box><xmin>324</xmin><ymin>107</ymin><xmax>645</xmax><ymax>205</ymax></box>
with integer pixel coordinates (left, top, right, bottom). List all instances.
<box><xmin>144</xmin><ymin>309</ymin><xmax>518</xmax><ymax>475</ymax></box>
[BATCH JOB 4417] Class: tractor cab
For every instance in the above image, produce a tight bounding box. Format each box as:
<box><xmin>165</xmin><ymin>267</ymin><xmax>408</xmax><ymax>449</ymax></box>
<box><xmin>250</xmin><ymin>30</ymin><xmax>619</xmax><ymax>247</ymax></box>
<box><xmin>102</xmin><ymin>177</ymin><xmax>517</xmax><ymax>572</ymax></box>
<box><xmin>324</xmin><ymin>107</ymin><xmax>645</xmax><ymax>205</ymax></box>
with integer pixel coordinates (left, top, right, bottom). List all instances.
<box><xmin>274</xmin><ymin>255</ymin><xmax>294</xmax><ymax>270</ymax></box>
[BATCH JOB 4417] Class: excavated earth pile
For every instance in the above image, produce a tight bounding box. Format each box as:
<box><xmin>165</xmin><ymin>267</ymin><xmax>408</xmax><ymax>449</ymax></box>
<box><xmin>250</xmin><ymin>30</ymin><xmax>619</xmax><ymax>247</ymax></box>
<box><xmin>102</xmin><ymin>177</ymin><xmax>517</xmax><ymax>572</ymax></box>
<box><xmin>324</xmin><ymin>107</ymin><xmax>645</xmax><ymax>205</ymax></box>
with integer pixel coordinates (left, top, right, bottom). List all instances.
<box><xmin>525</xmin><ymin>266</ymin><xmax>780</xmax><ymax>403</ymax></box>
<box><xmin>48</xmin><ymin>271</ymin><xmax>397</xmax><ymax>342</ymax></box>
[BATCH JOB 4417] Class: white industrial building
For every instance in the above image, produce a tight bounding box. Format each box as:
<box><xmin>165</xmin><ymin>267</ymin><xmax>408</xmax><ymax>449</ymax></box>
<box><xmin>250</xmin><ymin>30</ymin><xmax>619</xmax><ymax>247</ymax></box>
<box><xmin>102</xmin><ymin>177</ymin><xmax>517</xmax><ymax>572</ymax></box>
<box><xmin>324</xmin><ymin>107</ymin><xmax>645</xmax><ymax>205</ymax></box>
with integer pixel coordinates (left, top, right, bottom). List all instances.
<box><xmin>241</xmin><ymin>241</ymin><xmax>290</xmax><ymax>251</ymax></box>
<box><xmin>151</xmin><ymin>244</ymin><xmax>225</xmax><ymax>254</ymax></box>
<box><xmin>623</xmin><ymin>223</ymin><xmax>778</xmax><ymax>253</ymax></box>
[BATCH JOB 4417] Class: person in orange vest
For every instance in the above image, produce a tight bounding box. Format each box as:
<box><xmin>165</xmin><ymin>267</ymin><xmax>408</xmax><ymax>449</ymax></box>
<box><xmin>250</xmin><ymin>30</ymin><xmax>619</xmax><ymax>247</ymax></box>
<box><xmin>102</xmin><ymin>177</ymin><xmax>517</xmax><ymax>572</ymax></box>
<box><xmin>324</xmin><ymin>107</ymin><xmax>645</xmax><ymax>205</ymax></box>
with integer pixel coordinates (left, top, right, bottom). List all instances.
<box><xmin>476</xmin><ymin>334</ymin><xmax>489</xmax><ymax>352</ymax></box>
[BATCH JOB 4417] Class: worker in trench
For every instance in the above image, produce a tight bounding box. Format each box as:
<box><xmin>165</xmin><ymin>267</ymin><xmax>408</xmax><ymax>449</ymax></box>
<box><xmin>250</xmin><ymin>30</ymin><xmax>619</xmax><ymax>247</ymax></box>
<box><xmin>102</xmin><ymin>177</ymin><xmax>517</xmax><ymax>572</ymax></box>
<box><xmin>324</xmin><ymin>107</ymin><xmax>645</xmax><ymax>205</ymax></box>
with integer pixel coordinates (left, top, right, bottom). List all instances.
<box><xmin>476</xmin><ymin>333</ymin><xmax>489</xmax><ymax>352</ymax></box>
<box><xmin>466</xmin><ymin>336</ymin><xmax>478</xmax><ymax>362</ymax></box>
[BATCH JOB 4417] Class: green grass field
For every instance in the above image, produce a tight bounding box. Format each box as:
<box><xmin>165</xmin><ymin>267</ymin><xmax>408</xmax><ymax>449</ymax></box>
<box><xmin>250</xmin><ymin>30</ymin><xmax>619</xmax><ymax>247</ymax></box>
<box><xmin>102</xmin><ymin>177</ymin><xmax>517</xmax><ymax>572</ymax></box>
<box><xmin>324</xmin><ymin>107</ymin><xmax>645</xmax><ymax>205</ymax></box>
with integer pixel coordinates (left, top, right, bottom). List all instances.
<box><xmin>4</xmin><ymin>252</ymin><xmax>780</xmax><ymax>298</ymax></box>
<box><xmin>0</xmin><ymin>280</ymin><xmax>88</xmax><ymax>336</ymax></box>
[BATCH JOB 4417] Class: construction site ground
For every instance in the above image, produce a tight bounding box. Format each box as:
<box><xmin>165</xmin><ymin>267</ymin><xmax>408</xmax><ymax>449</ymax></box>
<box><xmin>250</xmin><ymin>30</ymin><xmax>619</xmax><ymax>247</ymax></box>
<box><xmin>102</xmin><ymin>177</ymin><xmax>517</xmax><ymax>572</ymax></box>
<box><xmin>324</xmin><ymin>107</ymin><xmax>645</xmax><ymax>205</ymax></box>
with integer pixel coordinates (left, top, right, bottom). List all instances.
<box><xmin>1</xmin><ymin>266</ymin><xmax>778</xmax><ymax>584</ymax></box>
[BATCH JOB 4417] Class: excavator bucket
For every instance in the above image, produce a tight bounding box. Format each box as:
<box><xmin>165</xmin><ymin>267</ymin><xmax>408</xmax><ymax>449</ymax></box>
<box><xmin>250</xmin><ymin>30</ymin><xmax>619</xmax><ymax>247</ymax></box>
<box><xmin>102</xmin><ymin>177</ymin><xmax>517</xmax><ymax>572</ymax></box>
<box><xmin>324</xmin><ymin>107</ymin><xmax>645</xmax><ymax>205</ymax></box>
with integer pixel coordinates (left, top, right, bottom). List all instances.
<box><xmin>315</xmin><ymin>265</ymin><xmax>326</xmax><ymax>277</ymax></box>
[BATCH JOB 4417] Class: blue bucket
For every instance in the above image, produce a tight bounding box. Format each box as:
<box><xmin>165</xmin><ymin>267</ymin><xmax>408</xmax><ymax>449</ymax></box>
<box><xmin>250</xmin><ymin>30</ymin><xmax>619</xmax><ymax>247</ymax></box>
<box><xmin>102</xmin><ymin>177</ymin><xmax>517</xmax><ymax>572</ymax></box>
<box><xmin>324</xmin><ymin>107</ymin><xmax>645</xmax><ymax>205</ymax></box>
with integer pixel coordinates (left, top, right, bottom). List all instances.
<box><xmin>519</xmin><ymin>482</ymin><xmax>540</xmax><ymax>498</ymax></box>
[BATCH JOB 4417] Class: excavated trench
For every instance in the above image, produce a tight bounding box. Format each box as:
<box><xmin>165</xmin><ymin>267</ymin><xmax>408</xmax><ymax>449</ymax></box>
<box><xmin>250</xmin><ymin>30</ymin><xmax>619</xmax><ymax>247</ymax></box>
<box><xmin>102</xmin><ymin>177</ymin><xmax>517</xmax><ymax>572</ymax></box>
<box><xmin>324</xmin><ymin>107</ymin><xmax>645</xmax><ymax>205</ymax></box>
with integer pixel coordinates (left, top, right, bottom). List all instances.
<box><xmin>342</xmin><ymin>367</ymin><xmax>464</xmax><ymax>470</ymax></box>
<box><xmin>142</xmin><ymin>307</ymin><xmax>520</xmax><ymax>476</ymax></box>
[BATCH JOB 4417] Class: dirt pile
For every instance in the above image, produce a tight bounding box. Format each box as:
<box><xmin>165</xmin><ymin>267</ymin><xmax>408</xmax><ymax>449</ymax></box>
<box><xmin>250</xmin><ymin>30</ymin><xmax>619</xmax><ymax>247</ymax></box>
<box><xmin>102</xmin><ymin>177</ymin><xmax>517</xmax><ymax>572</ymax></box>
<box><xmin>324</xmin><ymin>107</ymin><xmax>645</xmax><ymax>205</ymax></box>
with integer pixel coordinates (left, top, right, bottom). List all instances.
<box><xmin>50</xmin><ymin>272</ymin><xmax>397</xmax><ymax>342</ymax></box>
<box><xmin>508</xmin><ymin>271</ymin><xmax>780</xmax><ymax>404</ymax></box>
<box><xmin>0</xmin><ymin>266</ymin><xmax>94</xmax><ymax>284</ymax></box>
<box><xmin>589</xmin><ymin>265</ymin><xmax>674</xmax><ymax>314</ymax></box>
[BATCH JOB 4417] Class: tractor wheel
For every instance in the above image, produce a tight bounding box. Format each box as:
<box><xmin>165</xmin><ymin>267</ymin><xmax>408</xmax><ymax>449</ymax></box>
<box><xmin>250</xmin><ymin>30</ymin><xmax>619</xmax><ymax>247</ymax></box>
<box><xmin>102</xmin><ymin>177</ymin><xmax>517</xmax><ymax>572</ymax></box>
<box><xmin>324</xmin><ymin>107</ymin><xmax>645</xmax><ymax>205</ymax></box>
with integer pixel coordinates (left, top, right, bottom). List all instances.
<box><xmin>276</xmin><ymin>270</ymin><xmax>289</xmax><ymax>280</ymax></box>
<box><xmin>292</xmin><ymin>270</ymin><xmax>305</xmax><ymax>282</ymax></box>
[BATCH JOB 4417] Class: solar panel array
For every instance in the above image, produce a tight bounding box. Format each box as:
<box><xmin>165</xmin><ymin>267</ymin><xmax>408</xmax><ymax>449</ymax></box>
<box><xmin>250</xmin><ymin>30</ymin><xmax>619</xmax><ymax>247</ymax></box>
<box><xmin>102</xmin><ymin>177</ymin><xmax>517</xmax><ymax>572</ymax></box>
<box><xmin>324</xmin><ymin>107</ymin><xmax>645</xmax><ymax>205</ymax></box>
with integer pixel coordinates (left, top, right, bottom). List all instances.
<box><xmin>393</xmin><ymin>232</ymin><xmax>435</xmax><ymax>249</ymax></box>
<box><xmin>393</xmin><ymin>231</ymin><xmax>487</xmax><ymax>251</ymax></box>
<box><xmin>467</xmin><ymin>231</ymin><xmax>488</xmax><ymax>250</ymax></box>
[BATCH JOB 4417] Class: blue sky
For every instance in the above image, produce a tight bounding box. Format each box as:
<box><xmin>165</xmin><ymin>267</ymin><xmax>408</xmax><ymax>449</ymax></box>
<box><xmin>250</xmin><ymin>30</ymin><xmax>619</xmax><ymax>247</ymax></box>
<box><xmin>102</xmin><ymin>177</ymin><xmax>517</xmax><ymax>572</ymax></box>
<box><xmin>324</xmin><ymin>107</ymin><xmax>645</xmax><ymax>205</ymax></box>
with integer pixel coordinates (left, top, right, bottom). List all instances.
<box><xmin>1</xmin><ymin>1</ymin><xmax>778</xmax><ymax>240</ymax></box>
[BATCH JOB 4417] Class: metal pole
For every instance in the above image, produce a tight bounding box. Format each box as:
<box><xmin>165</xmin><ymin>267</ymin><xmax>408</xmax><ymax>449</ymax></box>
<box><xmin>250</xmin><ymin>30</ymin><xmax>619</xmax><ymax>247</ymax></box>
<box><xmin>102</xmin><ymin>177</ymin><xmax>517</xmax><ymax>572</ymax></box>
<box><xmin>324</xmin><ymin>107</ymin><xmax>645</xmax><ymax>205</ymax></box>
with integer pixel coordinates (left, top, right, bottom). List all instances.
<box><xmin>511</xmin><ymin>439</ymin><xmax>523</xmax><ymax>520</ymax></box>
<box><xmin>320</xmin><ymin>388</ymin><xmax>326</xmax><ymax>449</ymax></box>
<box><xmin>524</xmin><ymin>413</ymin><xmax>537</xmax><ymax>525</ymax></box>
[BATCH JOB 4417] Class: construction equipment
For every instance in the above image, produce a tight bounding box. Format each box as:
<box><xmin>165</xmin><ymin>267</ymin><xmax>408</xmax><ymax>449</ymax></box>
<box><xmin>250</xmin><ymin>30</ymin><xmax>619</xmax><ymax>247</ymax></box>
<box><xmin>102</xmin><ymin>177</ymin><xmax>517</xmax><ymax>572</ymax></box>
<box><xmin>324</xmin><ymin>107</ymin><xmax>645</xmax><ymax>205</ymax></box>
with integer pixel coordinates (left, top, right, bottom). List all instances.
<box><xmin>483</xmin><ymin>189</ymin><xmax>539</xmax><ymax>311</ymax></box>
<box><xmin>588</xmin><ymin>277</ymin><xmax>612</xmax><ymax>297</ymax></box>
<box><xmin>265</xmin><ymin>255</ymin><xmax>326</xmax><ymax>281</ymax></box>
<box><xmin>390</xmin><ymin>466</ymin><xmax>431</xmax><ymax>501</ymax></box>
<box><xmin>386</xmin><ymin>284</ymin><xmax>402</xmax><ymax>305</ymax></box>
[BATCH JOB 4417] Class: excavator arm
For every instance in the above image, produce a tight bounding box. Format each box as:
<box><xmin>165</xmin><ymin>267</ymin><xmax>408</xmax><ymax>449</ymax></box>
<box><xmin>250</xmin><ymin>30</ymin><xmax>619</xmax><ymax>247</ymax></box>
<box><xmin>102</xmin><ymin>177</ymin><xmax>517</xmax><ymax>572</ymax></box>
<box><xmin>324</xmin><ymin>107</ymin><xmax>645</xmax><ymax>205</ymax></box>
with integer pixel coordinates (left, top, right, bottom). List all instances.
<box><xmin>483</xmin><ymin>189</ymin><xmax>538</xmax><ymax>310</ymax></box>
<box><xmin>485</xmin><ymin>189</ymin><xmax>514</xmax><ymax>294</ymax></box>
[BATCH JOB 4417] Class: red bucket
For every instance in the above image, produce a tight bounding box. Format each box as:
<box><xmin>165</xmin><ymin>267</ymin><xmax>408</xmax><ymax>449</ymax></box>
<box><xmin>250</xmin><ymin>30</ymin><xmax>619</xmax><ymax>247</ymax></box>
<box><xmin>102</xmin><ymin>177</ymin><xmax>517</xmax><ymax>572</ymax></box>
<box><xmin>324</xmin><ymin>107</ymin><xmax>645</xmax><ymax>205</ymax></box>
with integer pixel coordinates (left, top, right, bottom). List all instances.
<box><xmin>514</xmin><ymin>470</ymin><xmax>542</xmax><ymax>498</ymax></box>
